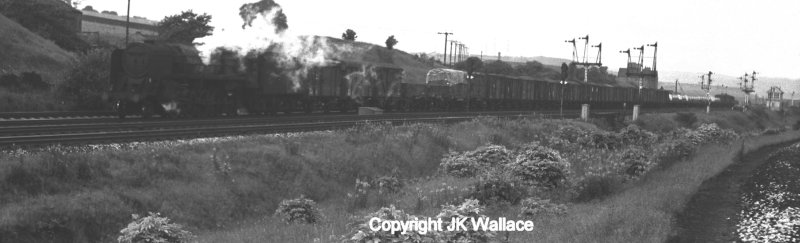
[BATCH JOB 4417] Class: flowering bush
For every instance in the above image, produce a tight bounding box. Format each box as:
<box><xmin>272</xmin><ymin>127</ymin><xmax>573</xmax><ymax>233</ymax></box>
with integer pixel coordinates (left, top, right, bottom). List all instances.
<box><xmin>619</xmin><ymin>124</ymin><xmax>658</xmax><ymax>146</ymax></box>
<box><xmin>518</xmin><ymin>197</ymin><xmax>567</xmax><ymax>218</ymax></box>
<box><xmin>440</xmin><ymin>144</ymin><xmax>513</xmax><ymax>177</ymax></box>
<box><xmin>274</xmin><ymin>195</ymin><xmax>323</xmax><ymax>224</ymax></box>
<box><xmin>620</xmin><ymin>146</ymin><xmax>653</xmax><ymax>177</ymax></box>
<box><xmin>435</xmin><ymin>199</ymin><xmax>495</xmax><ymax>242</ymax></box>
<box><xmin>347</xmin><ymin>205</ymin><xmax>427</xmax><ymax>243</ymax></box>
<box><xmin>507</xmin><ymin>143</ymin><xmax>570</xmax><ymax>188</ymax></box>
<box><xmin>685</xmin><ymin>123</ymin><xmax>739</xmax><ymax>145</ymax></box>
<box><xmin>440</xmin><ymin>151</ymin><xmax>481</xmax><ymax>177</ymax></box>
<box><xmin>117</xmin><ymin>212</ymin><xmax>193</xmax><ymax>243</ymax></box>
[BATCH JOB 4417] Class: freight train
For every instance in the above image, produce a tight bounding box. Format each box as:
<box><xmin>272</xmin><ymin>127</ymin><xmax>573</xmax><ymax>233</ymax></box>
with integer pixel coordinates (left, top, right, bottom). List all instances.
<box><xmin>108</xmin><ymin>42</ymin><xmax>729</xmax><ymax>118</ymax></box>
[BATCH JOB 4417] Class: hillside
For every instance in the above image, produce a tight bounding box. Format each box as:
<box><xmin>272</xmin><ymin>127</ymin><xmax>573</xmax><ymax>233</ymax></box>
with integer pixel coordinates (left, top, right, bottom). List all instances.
<box><xmin>0</xmin><ymin>12</ymin><xmax>76</xmax><ymax>83</ymax></box>
<box><xmin>296</xmin><ymin>36</ymin><xmax>437</xmax><ymax>84</ymax></box>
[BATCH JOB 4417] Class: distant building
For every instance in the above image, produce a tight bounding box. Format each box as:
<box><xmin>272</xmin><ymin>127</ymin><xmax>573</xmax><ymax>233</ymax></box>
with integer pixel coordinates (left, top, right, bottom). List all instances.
<box><xmin>78</xmin><ymin>10</ymin><xmax>159</xmax><ymax>47</ymax></box>
<box><xmin>766</xmin><ymin>86</ymin><xmax>784</xmax><ymax>111</ymax></box>
<box><xmin>616</xmin><ymin>62</ymin><xmax>658</xmax><ymax>89</ymax></box>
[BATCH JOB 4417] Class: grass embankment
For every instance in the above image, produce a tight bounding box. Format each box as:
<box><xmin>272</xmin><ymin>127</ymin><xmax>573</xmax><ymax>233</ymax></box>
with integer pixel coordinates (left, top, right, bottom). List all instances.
<box><xmin>0</xmin><ymin>108</ymin><xmax>797</xmax><ymax>242</ymax></box>
<box><xmin>525</xmin><ymin>131</ymin><xmax>800</xmax><ymax>242</ymax></box>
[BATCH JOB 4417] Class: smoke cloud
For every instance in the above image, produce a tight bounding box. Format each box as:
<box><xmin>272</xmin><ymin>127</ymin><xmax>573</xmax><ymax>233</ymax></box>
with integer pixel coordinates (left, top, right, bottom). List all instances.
<box><xmin>239</xmin><ymin>0</ymin><xmax>288</xmax><ymax>33</ymax></box>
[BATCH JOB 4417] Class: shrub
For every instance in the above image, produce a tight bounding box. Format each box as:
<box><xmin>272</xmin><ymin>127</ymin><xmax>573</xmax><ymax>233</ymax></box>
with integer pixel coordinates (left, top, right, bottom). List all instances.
<box><xmin>794</xmin><ymin>121</ymin><xmax>800</xmax><ymax>131</ymax></box>
<box><xmin>507</xmin><ymin>143</ymin><xmax>570</xmax><ymax>188</ymax></box>
<box><xmin>117</xmin><ymin>212</ymin><xmax>193</xmax><ymax>243</ymax></box>
<box><xmin>58</xmin><ymin>49</ymin><xmax>112</xmax><ymax>110</ymax></box>
<box><xmin>685</xmin><ymin>123</ymin><xmax>739</xmax><ymax>145</ymax></box>
<box><xmin>557</xmin><ymin>125</ymin><xmax>588</xmax><ymax>143</ymax></box>
<box><xmin>518</xmin><ymin>197</ymin><xmax>567</xmax><ymax>218</ymax></box>
<box><xmin>440</xmin><ymin>144</ymin><xmax>513</xmax><ymax>177</ymax></box>
<box><xmin>619</xmin><ymin>124</ymin><xmax>658</xmax><ymax>146</ymax></box>
<box><xmin>468</xmin><ymin>172</ymin><xmax>525</xmax><ymax>205</ymax></box>
<box><xmin>620</xmin><ymin>146</ymin><xmax>653</xmax><ymax>177</ymax></box>
<box><xmin>435</xmin><ymin>199</ymin><xmax>495</xmax><ymax>242</ymax></box>
<box><xmin>440</xmin><ymin>151</ymin><xmax>481</xmax><ymax>177</ymax></box>
<box><xmin>579</xmin><ymin>131</ymin><xmax>623</xmax><ymax>150</ymax></box>
<box><xmin>274</xmin><ymin>195</ymin><xmax>323</xmax><ymax>224</ymax></box>
<box><xmin>347</xmin><ymin>205</ymin><xmax>426</xmax><ymax>243</ymax></box>
<box><xmin>675</xmin><ymin>112</ymin><xmax>698</xmax><ymax>127</ymax></box>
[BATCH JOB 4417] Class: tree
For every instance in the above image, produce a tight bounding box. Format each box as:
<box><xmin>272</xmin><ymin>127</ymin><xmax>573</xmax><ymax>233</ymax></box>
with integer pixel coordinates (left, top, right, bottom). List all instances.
<box><xmin>385</xmin><ymin>35</ymin><xmax>397</xmax><ymax>49</ymax></box>
<box><xmin>81</xmin><ymin>5</ymin><xmax>97</xmax><ymax>12</ymax></box>
<box><xmin>342</xmin><ymin>29</ymin><xmax>357</xmax><ymax>41</ymax></box>
<box><xmin>463</xmin><ymin>57</ymin><xmax>483</xmax><ymax>77</ymax></box>
<box><xmin>482</xmin><ymin>60</ymin><xmax>514</xmax><ymax>75</ymax></box>
<box><xmin>0</xmin><ymin>0</ymin><xmax>88</xmax><ymax>51</ymax></box>
<box><xmin>157</xmin><ymin>10</ymin><xmax>214</xmax><ymax>44</ymax></box>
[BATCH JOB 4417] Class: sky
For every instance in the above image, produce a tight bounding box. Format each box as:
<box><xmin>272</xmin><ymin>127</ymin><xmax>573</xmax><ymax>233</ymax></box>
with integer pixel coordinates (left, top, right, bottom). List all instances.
<box><xmin>77</xmin><ymin>0</ymin><xmax>800</xmax><ymax>81</ymax></box>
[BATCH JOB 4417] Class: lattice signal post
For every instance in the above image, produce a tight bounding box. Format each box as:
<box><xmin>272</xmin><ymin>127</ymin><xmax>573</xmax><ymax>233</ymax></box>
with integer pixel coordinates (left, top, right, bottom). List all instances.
<box><xmin>738</xmin><ymin>71</ymin><xmax>757</xmax><ymax>108</ymax></box>
<box><xmin>564</xmin><ymin>35</ymin><xmax>602</xmax><ymax>121</ymax></box>
<box><xmin>565</xmin><ymin>35</ymin><xmax>603</xmax><ymax>83</ymax></box>
<box><xmin>699</xmin><ymin>71</ymin><xmax>714</xmax><ymax>113</ymax></box>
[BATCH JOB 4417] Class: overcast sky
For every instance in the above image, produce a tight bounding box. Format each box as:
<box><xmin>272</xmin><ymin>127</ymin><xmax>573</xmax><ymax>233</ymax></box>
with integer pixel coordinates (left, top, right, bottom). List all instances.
<box><xmin>79</xmin><ymin>0</ymin><xmax>800</xmax><ymax>80</ymax></box>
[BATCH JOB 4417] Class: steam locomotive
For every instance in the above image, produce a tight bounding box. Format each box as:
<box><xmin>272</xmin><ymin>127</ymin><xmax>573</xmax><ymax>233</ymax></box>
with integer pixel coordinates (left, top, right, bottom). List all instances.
<box><xmin>108</xmin><ymin>42</ymin><xmax>724</xmax><ymax>118</ymax></box>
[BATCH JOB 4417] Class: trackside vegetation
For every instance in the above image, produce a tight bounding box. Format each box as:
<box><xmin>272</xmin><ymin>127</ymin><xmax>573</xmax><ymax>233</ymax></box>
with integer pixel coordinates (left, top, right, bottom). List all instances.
<box><xmin>0</xmin><ymin>108</ymin><xmax>797</xmax><ymax>242</ymax></box>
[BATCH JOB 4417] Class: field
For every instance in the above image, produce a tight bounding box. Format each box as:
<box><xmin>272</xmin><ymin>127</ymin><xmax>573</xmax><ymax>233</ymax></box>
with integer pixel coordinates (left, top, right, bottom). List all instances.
<box><xmin>0</xmin><ymin>108</ymin><xmax>798</xmax><ymax>242</ymax></box>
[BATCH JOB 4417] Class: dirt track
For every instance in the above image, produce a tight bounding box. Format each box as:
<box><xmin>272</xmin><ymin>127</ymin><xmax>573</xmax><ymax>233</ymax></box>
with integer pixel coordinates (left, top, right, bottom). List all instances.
<box><xmin>668</xmin><ymin>141</ymin><xmax>797</xmax><ymax>242</ymax></box>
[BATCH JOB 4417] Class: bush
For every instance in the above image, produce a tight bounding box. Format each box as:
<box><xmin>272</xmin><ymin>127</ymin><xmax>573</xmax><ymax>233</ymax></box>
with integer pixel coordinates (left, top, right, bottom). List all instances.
<box><xmin>579</xmin><ymin>131</ymin><xmax>623</xmax><ymax>150</ymax></box>
<box><xmin>58</xmin><ymin>49</ymin><xmax>112</xmax><ymax>110</ymax></box>
<box><xmin>558</xmin><ymin>126</ymin><xmax>588</xmax><ymax>143</ymax></box>
<box><xmin>794</xmin><ymin>121</ymin><xmax>800</xmax><ymax>131</ymax></box>
<box><xmin>274</xmin><ymin>195</ymin><xmax>323</xmax><ymax>224</ymax></box>
<box><xmin>468</xmin><ymin>172</ymin><xmax>525</xmax><ymax>205</ymax></box>
<box><xmin>435</xmin><ymin>199</ymin><xmax>495</xmax><ymax>242</ymax></box>
<box><xmin>685</xmin><ymin>123</ymin><xmax>739</xmax><ymax>145</ymax></box>
<box><xmin>621</xmin><ymin>146</ymin><xmax>653</xmax><ymax>177</ymax></box>
<box><xmin>347</xmin><ymin>205</ymin><xmax>426</xmax><ymax>243</ymax></box>
<box><xmin>518</xmin><ymin>197</ymin><xmax>567</xmax><ymax>218</ymax></box>
<box><xmin>117</xmin><ymin>212</ymin><xmax>193</xmax><ymax>243</ymax></box>
<box><xmin>507</xmin><ymin>143</ymin><xmax>570</xmax><ymax>188</ymax></box>
<box><xmin>675</xmin><ymin>112</ymin><xmax>698</xmax><ymax>127</ymax></box>
<box><xmin>619</xmin><ymin>124</ymin><xmax>658</xmax><ymax>146</ymax></box>
<box><xmin>440</xmin><ymin>144</ymin><xmax>513</xmax><ymax>177</ymax></box>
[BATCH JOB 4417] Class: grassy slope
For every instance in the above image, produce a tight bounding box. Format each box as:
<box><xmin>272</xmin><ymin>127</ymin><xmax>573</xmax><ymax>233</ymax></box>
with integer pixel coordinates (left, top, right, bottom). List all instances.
<box><xmin>0</xmin><ymin>13</ymin><xmax>76</xmax><ymax>83</ymax></box>
<box><xmin>522</xmin><ymin>131</ymin><xmax>800</xmax><ymax>242</ymax></box>
<box><xmin>316</xmin><ymin>36</ymin><xmax>436</xmax><ymax>84</ymax></box>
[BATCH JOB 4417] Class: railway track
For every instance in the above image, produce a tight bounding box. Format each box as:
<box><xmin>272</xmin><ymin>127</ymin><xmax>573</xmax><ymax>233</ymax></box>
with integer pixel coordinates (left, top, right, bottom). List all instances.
<box><xmin>0</xmin><ymin>110</ymin><xmax>589</xmax><ymax>147</ymax></box>
<box><xmin>0</xmin><ymin>107</ymin><xmax>702</xmax><ymax>147</ymax></box>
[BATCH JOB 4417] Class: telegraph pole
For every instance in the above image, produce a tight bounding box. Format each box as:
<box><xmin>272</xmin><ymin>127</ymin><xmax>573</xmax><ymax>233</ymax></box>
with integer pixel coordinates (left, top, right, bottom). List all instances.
<box><xmin>437</xmin><ymin>32</ymin><xmax>453</xmax><ymax>65</ymax></box>
<box><xmin>450</xmin><ymin>41</ymin><xmax>456</xmax><ymax>66</ymax></box>
<box><xmin>125</xmin><ymin>0</ymin><xmax>131</xmax><ymax>45</ymax></box>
